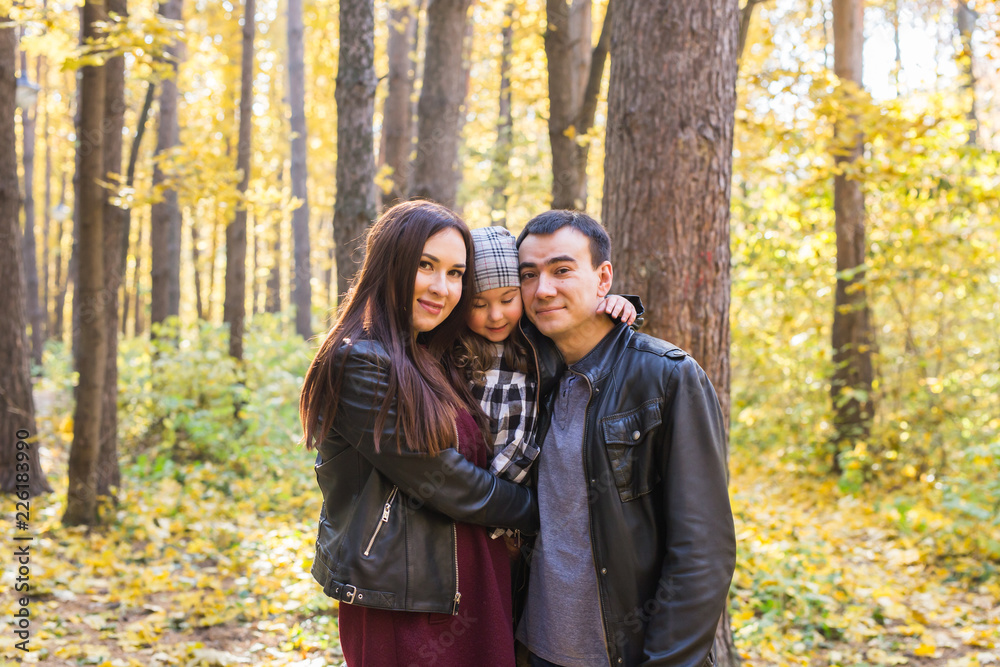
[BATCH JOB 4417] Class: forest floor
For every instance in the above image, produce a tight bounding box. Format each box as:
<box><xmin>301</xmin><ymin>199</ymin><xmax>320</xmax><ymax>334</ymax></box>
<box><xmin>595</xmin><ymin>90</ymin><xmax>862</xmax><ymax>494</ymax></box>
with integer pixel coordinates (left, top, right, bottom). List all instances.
<box><xmin>1</xmin><ymin>387</ymin><xmax>997</xmax><ymax>666</ymax></box>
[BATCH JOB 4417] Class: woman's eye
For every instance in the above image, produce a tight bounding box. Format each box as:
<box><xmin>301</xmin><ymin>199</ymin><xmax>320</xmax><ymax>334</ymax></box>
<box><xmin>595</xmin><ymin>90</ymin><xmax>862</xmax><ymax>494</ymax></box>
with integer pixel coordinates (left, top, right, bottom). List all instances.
<box><xmin>501</xmin><ymin>299</ymin><xmax>515</xmax><ymax>305</ymax></box>
<box><xmin>449</xmin><ymin>269</ymin><xmax>465</xmax><ymax>278</ymax></box>
<box><xmin>419</xmin><ymin>260</ymin><xmax>432</xmax><ymax>270</ymax></box>
<box><xmin>472</xmin><ymin>302</ymin><xmax>486</xmax><ymax>309</ymax></box>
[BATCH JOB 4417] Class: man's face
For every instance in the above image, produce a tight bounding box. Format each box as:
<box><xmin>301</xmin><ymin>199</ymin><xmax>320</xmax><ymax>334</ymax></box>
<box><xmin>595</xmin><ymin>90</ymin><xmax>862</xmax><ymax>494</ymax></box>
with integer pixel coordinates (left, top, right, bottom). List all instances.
<box><xmin>518</xmin><ymin>227</ymin><xmax>612</xmax><ymax>344</ymax></box>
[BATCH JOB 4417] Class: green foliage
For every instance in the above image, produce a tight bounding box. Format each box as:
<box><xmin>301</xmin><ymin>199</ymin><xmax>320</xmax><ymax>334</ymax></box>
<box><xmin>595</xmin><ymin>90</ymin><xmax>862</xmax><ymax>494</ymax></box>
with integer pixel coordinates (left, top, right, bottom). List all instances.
<box><xmin>116</xmin><ymin>316</ymin><xmax>312</xmax><ymax>468</ymax></box>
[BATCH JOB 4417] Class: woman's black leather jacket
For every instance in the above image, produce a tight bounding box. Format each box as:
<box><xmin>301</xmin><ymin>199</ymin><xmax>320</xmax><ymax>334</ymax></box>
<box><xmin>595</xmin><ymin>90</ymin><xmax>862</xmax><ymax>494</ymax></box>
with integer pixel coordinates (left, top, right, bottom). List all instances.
<box><xmin>310</xmin><ymin>338</ymin><xmax>539</xmax><ymax>615</ymax></box>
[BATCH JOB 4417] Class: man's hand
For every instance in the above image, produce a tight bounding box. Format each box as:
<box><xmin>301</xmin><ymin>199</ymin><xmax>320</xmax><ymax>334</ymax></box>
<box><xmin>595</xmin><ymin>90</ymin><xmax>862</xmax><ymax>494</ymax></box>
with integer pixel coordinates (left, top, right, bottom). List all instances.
<box><xmin>597</xmin><ymin>294</ymin><xmax>638</xmax><ymax>325</ymax></box>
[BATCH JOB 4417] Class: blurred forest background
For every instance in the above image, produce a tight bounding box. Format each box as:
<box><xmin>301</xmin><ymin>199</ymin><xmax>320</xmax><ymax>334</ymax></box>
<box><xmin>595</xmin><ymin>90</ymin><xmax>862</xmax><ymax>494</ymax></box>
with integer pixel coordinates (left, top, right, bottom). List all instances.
<box><xmin>0</xmin><ymin>0</ymin><xmax>999</xmax><ymax>664</ymax></box>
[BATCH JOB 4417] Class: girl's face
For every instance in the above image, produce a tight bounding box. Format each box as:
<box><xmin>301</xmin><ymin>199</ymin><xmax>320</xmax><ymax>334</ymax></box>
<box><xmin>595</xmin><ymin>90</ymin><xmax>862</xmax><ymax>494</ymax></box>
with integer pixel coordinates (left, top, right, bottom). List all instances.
<box><xmin>412</xmin><ymin>228</ymin><xmax>467</xmax><ymax>333</ymax></box>
<box><xmin>467</xmin><ymin>286</ymin><xmax>523</xmax><ymax>343</ymax></box>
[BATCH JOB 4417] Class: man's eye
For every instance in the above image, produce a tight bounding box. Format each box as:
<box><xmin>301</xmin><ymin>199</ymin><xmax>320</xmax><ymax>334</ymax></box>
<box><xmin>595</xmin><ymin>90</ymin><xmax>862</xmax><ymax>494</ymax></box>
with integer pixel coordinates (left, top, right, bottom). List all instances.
<box><xmin>520</xmin><ymin>272</ymin><xmax>535</xmax><ymax>281</ymax></box>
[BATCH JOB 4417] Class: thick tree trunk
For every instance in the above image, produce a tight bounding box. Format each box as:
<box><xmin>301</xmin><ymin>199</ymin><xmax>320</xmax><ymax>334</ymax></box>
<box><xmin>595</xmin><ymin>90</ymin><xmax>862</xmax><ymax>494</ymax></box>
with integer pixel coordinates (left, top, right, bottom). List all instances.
<box><xmin>97</xmin><ymin>0</ymin><xmax>127</xmax><ymax>499</ymax></box>
<box><xmin>830</xmin><ymin>0</ymin><xmax>874</xmax><ymax>462</ymax></box>
<box><xmin>955</xmin><ymin>1</ymin><xmax>978</xmax><ymax>146</ymax></box>
<box><xmin>64</xmin><ymin>0</ymin><xmax>108</xmax><ymax>526</ymax></box>
<box><xmin>224</xmin><ymin>0</ymin><xmax>254</xmax><ymax>360</ymax></box>
<box><xmin>333</xmin><ymin>0</ymin><xmax>376</xmax><ymax>298</ymax></box>
<box><xmin>378</xmin><ymin>1</ymin><xmax>416</xmax><ymax>209</ymax></box>
<box><xmin>19</xmin><ymin>50</ymin><xmax>43</xmax><ymax>371</ymax></box>
<box><xmin>0</xmin><ymin>17</ymin><xmax>52</xmax><ymax>498</ymax></box>
<box><xmin>602</xmin><ymin>1</ymin><xmax>739</xmax><ymax>662</ymax></box>
<box><xmin>150</xmin><ymin>0</ymin><xmax>183</xmax><ymax>331</ymax></box>
<box><xmin>288</xmin><ymin>0</ymin><xmax>312</xmax><ymax>337</ymax></box>
<box><xmin>489</xmin><ymin>1</ymin><xmax>515</xmax><ymax>225</ymax></box>
<box><xmin>409</xmin><ymin>0</ymin><xmax>472</xmax><ymax>208</ymax></box>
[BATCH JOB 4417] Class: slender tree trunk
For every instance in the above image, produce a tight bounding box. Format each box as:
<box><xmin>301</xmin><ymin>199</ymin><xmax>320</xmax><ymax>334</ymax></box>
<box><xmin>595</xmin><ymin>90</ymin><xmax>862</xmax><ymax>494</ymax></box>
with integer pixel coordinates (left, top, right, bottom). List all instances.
<box><xmin>191</xmin><ymin>221</ymin><xmax>204</xmax><ymax>319</ymax></box>
<box><xmin>490</xmin><ymin>0</ymin><xmax>515</xmax><ymax>225</ymax></box>
<box><xmin>409</xmin><ymin>0</ymin><xmax>472</xmax><ymax>208</ymax></box>
<box><xmin>602</xmin><ymin>1</ymin><xmax>739</xmax><ymax>662</ymax></box>
<box><xmin>0</xmin><ymin>16</ymin><xmax>52</xmax><ymax>497</ymax></box>
<box><xmin>19</xmin><ymin>50</ymin><xmax>43</xmax><ymax>372</ymax></box>
<box><xmin>97</xmin><ymin>0</ymin><xmax>127</xmax><ymax>499</ymax></box>
<box><xmin>830</xmin><ymin>0</ymin><xmax>874</xmax><ymax>463</ymax></box>
<box><xmin>64</xmin><ymin>0</ymin><xmax>108</xmax><ymax>526</ymax></box>
<box><xmin>207</xmin><ymin>212</ymin><xmax>218</xmax><ymax>322</ymax></box>
<box><xmin>378</xmin><ymin>1</ymin><xmax>416</xmax><ymax>209</ymax></box>
<box><xmin>288</xmin><ymin>0</ymin><xmax>312</xmax><ymax>336</ymax></box>
<box><xmin>224</xmin><ymin>0</ymin><xmax>254</xmax><ymax>360</ymax></box>
<box><xmin>133</xmin><ymin>210</ymin><xmax>145</xmax><ymax>336</ymax></box>
<box><xmin>53</xmin><ymin>173</ymin><xmax>68</xmax><ymax>340</ymax></box>
<box><xmin>150</xmin><ymin>0</ymin><xmax>183</xmax><ymax>332</ymax></box>
<box><xmin>738</xmin><ymin>0</ymin><xmax>765</xmax><ymax>65</ymax></box>
<box><xmin>41</xmin><ymin>55</ymin><xmax>51</xmax><ymax>355</ymax></box>
<box><xmin>955</xmin><ymin>1</ymin><xmax>978</xmax><ymax>146</ymax></box>
<box><xmin>545</xmin><ymin>0</ymin><xmax>611</xmax><ymax>211</ymax></box>
<box><xmin>121</xmin><ymin>81</ymin><xmax>156</xmax><ymax>337</ymax></box>
<box><xmin>333</xmin><ymin>0</ymin><xmax>376</xmax><ymax>298</ymax></box>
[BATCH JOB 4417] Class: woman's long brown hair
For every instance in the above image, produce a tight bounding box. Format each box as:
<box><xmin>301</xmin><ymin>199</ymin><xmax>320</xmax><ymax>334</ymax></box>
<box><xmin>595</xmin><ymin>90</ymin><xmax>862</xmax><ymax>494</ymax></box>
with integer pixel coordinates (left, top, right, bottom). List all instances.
<box><xmin>299</xmin><ymin>200</ymin><xmax>484</xmax><ymax>454</ymax></box>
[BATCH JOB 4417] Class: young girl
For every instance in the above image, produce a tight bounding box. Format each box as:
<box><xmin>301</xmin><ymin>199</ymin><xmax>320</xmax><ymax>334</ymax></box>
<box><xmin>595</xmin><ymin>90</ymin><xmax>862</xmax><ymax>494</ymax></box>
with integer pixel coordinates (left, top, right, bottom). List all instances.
<box><xmin>455</xmin><ymin>226</ymin><xmax>637</xmax><ymax>510</ymax></box>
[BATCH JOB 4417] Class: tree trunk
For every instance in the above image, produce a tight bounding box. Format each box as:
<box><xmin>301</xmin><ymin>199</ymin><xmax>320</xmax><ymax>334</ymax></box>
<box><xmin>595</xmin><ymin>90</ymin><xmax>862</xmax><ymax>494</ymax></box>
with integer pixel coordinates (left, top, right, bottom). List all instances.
<box><xmin>41</xmin><ymin>55</ymin><xmax>52</xmax><ymax>354</ymax></box>
<box><xmin>288</xmin><ymin>0</ymin><xmax>312</xmax><ymax>337</ymax></box>
<box><xmin>265</xmin><ymin>199</ymin><xmax>281</xmax><ymax>313</ymax></box>
<box><xmin>64</xmin><ymin>0</ymin><xmax>108</xmax><ymax>526</ymax></box>
<box><xmin>409</xmin><ymin>0</ymin><xmax>472</xmax><ymax>208</ymax></box>
<box><xmin>133</xmin><ymin>210</ymin><xmax>145</xmax><ymax>336</ymax></box>
<box><xmin>150</xmin><ymin>0</ymin><xmax>183</xmax><ymax>331</ymax></box>
<box><xmin>546</xmin><ymin>0</ymin><xmax>611</xmax><ymax>211</ymax></box>
<box><xmin>333</xmin><ymin>0</ymin><xmax>376</xmax><ymax>298</ymax></box>
<box><xmin>955</xmin><ymin>1</ymin><xmax>977</xmax><ymax>146</ymax></box>
<box><xmin>0</xmin><ymin>16</ymin><xmax>52</xmax><ymax>498</ymax></box>
<box><xmin>602</xmin><ymin>1</ymin><xmax>739</xmax><ymax>662</ymax></box>
<box><xmin>224</xmin><ymin>0</ymin><xmax>254</xmax><ymax>360</ymax></box>
<box><xmin>19</xmin><ymin>50</ymin><xmax>43</xmax><ymax>372</ymax></box>
<box><xmin>97</xmin><ymin>0</ymin><xmax>127</xmax><ymax>500</ymax></box>
<box><xmin>378</xmin><ymin>1</ymin><xmax>417</xmax><ymax>209</ymax></box>
<box><xmin>830</xmin><ymin>0</ymin><xmax>874</xmax><ymax>463</ymax></box>
<box><xmin>738</xmin><ymin>0</ymin><xmax>764</xmax><ymax>65</ymax></box>
<box><xmin>191</xmin><ymin>220</ymin><xmax>204</xmax><ymax>320</ymax></box>
<box><xmin>122</xmin><ymin>81</ymin><xmax>156</xmax><ymax>336</ymax></box>
<box><xmin>53</xmin><ymin>173</ymin><xmax>68</xmax><ymax>341</ymax></box>
<box><xmin>490</xmin><ymin>1</ymin><xmax>515</xmax><ymax>225</ymax></box>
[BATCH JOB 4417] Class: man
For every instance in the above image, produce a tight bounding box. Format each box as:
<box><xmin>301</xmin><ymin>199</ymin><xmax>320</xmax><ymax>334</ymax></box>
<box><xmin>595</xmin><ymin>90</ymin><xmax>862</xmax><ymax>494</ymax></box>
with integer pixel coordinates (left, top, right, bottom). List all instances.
<box><xmin>514</xmin><ymin>210</ymin><xmax>736</xmax><ymax>667</ymax></box>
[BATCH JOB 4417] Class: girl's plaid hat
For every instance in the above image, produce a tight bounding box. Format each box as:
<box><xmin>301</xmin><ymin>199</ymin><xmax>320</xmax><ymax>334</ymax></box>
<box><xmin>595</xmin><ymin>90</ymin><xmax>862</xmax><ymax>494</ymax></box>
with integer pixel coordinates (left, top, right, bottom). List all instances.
<box><xmin>471</xmin><ymin>226</ymin><xmax>520</xmax><ymax>294</ymax></box>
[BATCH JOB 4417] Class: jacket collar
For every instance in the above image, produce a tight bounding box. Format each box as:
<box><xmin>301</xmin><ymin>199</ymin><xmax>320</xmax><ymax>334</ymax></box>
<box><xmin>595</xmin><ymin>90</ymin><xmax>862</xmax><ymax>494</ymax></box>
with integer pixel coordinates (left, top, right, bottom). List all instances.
<box><xmin>566</xmin><ymin>321</ymin><xmax>634</xmax><ymax>386</ymax></box>
<box><xmin>521</xmin><ymin>317</ymin><xmax>634</xmax><ymax>389</ymax></box>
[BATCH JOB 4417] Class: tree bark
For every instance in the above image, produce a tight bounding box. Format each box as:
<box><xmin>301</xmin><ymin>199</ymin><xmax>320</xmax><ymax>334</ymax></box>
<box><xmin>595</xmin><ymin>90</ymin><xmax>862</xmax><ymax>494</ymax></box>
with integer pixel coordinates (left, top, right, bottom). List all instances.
<box><xmin>97</xmin><ymin>0</ymin><xmax>127</xmax><ymax>500</ymax></box>
<box><xmin>409</xmin><ymin>0</ymin><xmax>472</xmax><ymax>209</ymax></box>
<box><xmin>602</xmin><ymin>1</ymin><xmax>739</xmax><ymax>662</ymax></box>
<box><xmin>955</xmin><ymin>1</ymin><xmax>978</xmax><ymax>146</ymax></box>
<box><xmin>53</xmin><ymin>173</ymin><xmax>68</xmax><ymax>340</ymax></box>
<box><xmin>224</xmin><ymin>0</ymin><xmax>254</xmax><ymax>360</ymax></box>
<box><xmin>64</xmin><ymin>0</ymin><xmax>108</xmax><ymax>526</ymax></box>
<box><xmin>19</xmin><ymin>49</ymin><xmax>43</xmax><ymax>372</ymax></box>
<box><xmin>288</xmin><ymin>0</ymin><xmax>312</xmax><ymax>336</ymax></box>
<box><xmin>830</xmin><ymin>0</ymin><xmax>874</xmax><ymax>462</ymax></box>
<box><xmin>150</xmin><ymin>0</ymin><xmax>183</xmax><ymax>332</ymax></box>
<box><xmin>378</xmin><ymin>1</ymin><xmax>417</xmax><ymax>209</ymax></box>
<box><xmin>191</xmin><ymin>220</ymin><xmax>204</xmax><ymax>319</ymax></box>
<box><xmin>490</xmin><ymin>1</ymin><xmax>515</xmax><ymax>225</ymax></box>
<box><xmin>0</xmin><ymin>16</ymin><xmax>52</xmax><ymax>498</ymax></box>
<box><xmin>333</xmin><ymin>0</ymin><xmax>376</xmax><ymax>298</ymax></box>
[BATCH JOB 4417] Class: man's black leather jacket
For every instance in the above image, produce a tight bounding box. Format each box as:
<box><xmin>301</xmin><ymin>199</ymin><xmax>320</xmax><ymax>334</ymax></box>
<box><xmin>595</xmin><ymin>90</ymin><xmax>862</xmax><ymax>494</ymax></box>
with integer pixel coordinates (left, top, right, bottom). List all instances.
<box><xmin>310</xmin><ymin>338</ymin><xmax>538</xmax><ymax>615</ymax></box>
<box><xmin>523</xmin><ymin>319</ymin><xmax>736</xmax><ymax>667</ymax></box>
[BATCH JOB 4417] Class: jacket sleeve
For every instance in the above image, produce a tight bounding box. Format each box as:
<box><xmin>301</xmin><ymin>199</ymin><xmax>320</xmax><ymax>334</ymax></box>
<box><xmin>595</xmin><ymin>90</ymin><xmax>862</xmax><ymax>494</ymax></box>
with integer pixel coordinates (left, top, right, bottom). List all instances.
<box><xmin>641</xmin><ymin>357</ymin><xmax>736</xmax><ymax>666</ymax></box>
<box><xmin>331</xmin><ymin>344</ymin><xmax>539</xmax><ymax>535</ymax></box>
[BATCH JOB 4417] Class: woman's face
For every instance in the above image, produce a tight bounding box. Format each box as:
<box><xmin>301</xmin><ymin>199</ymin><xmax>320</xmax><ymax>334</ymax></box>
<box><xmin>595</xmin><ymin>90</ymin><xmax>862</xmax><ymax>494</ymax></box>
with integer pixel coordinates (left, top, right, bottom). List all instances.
<box><xmin>412</xmin><ymin>227</ymin><xmax>467</xmax><ymax>333</ymax></box>
<box><xmin>466</xmin><ymin>286</ymin><xmax>523</xmax><ymax>343</ymax></box>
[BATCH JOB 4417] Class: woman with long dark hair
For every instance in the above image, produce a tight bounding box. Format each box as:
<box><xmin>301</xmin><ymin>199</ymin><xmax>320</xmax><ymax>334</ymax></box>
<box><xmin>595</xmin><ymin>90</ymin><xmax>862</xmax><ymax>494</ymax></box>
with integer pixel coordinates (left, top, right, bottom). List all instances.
<box><xmin>301</xmin><ymin>200</ymin><xmax>536</xmax><ymax>666</ymax></box>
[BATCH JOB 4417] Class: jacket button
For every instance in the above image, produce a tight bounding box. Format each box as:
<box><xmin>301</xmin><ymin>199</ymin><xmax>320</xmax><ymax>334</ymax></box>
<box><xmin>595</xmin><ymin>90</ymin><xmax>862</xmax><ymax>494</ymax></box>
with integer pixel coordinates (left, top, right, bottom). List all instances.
<box><xmin>632</xmin><ymin>430</ymin><xmax>641</xmax><ymax>441</ymax></box>
<box><xmin>601</xmin><ymin>568</ymin><xmax>607</xmax><ymax>574</ymax></box>
<box><xmin>618</xmin><ymin>659</ymin><xmax>623</xmax><ymax>664</ymax></box>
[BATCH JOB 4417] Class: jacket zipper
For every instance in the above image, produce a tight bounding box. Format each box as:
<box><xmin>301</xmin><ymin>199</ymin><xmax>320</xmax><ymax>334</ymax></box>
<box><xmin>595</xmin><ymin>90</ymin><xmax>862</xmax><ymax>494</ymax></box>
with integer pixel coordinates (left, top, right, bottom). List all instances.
<box><xmin>575</xmin><ymin>370</ymin><xmax>613</xmax><ymax>664</ymax></box>
<box><xmin>452</xmin><ymin>416</ymin><xmax>461</xmax><ymax>614</ymax></box>
<box><xmin>363</xmin><ymin>486</ymin><xmax>398</xmax><ymax>557</ymax></box>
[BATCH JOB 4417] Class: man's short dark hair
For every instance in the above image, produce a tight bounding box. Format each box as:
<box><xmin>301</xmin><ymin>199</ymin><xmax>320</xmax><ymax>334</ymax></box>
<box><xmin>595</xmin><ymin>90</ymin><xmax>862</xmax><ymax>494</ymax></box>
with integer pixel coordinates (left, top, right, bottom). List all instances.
<box><xmin>515</xmin><ymin>210</ymin><xmax>612</xmax><ymax>268</ymax></box>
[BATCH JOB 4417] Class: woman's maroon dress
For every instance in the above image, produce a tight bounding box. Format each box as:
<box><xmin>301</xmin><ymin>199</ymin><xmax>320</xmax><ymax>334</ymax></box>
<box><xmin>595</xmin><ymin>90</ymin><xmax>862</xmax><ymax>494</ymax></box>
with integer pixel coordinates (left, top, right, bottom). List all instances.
<box><xmin>338</xmin><ymin>409</ymin><xmax>515</xmax><ymax>666</ymax></box>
